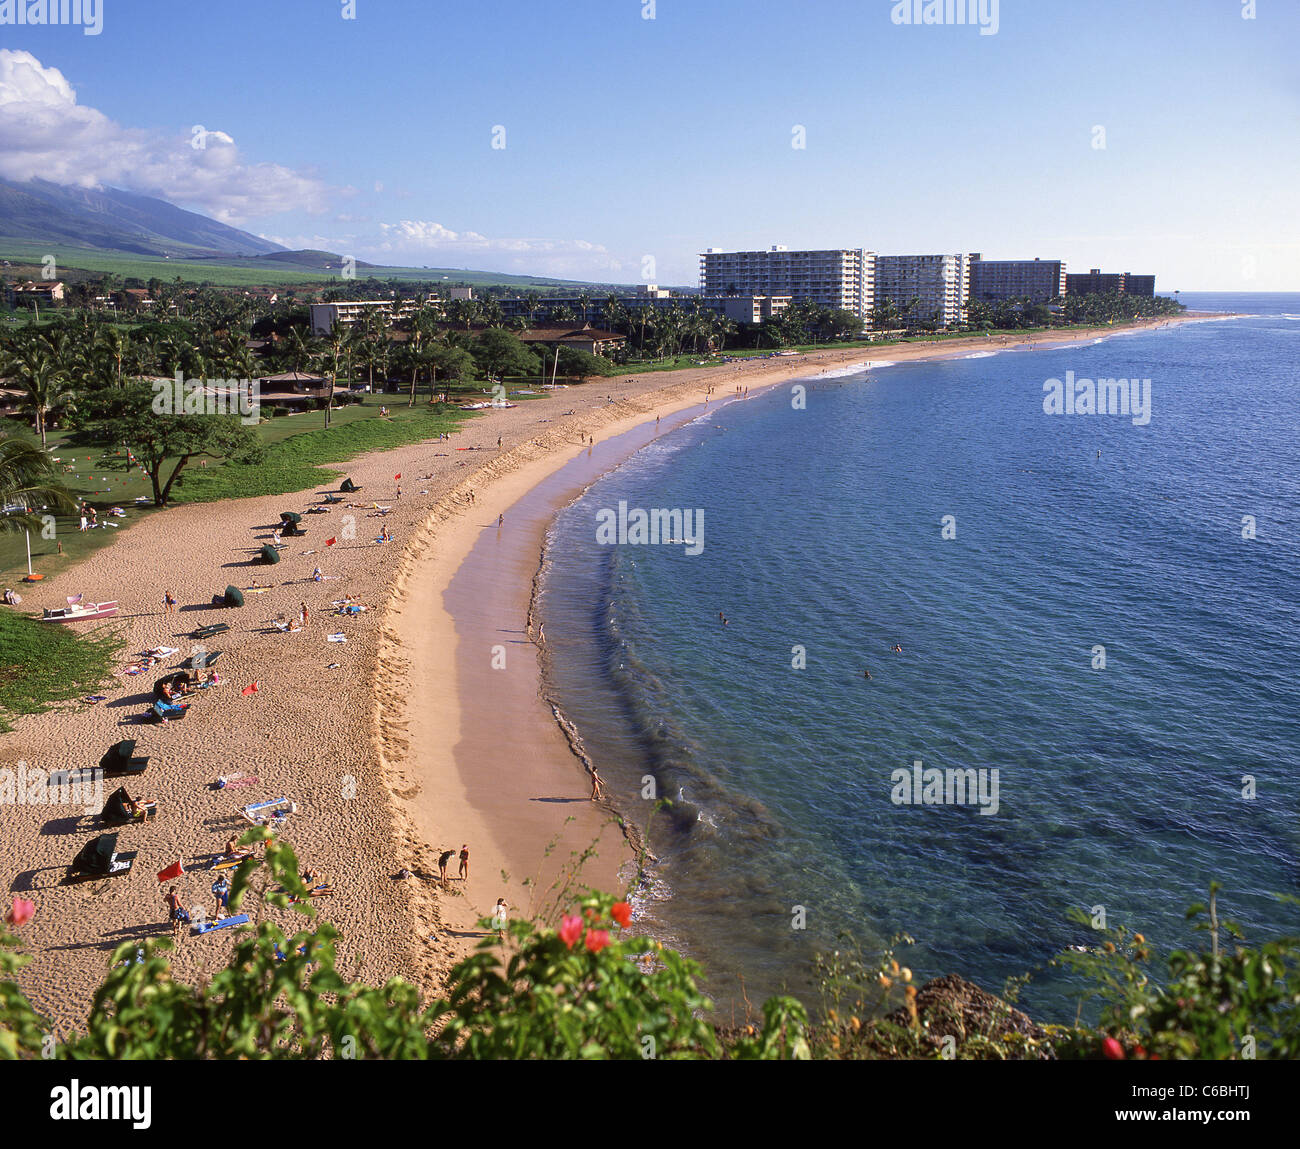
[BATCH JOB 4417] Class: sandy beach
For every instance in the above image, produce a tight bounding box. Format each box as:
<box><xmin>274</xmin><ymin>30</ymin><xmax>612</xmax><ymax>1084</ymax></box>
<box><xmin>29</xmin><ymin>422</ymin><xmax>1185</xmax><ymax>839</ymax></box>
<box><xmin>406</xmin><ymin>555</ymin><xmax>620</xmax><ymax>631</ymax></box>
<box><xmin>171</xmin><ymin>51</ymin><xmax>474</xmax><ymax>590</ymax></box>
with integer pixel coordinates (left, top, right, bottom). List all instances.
<box><xmin>0</xmin><ymin>316</ymin><xmax>1209</xmax><ymax>1029</ymax></box>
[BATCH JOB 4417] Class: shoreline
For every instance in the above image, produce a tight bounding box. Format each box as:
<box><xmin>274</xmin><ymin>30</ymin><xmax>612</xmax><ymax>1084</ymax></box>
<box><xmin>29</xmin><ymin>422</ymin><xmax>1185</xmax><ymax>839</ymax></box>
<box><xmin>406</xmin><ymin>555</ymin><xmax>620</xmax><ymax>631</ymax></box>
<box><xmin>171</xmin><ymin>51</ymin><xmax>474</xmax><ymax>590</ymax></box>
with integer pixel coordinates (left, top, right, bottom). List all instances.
<box><xmin>0</xmin><ymin>313</ymin><xmax>1221</xmax><ymax>1023</ymax></box>
<box><xmin>373</xmin><ymin>311</ymin><xmax>1223</xmax><ymax>975</ymax></box>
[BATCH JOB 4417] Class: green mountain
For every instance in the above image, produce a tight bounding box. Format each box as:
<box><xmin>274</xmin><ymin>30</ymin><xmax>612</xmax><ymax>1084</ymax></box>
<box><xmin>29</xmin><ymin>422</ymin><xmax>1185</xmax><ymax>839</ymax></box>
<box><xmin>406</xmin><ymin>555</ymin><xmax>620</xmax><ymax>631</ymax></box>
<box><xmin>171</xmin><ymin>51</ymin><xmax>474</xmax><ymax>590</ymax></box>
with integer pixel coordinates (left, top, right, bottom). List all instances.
<box><xmin>0</xmin><ymin>177</ymin><xmax>284</xmax><ymax>258</ymax></box>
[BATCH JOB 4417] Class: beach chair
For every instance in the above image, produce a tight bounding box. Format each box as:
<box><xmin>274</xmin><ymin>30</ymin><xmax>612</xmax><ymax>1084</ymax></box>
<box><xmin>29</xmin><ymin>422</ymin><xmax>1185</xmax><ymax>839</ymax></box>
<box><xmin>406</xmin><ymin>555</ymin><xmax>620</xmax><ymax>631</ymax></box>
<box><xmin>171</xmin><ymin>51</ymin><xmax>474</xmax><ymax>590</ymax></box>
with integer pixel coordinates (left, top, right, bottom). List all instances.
<box><xmin>150</xmin><ymin>700</ymin><xmax>188</xmax><ymax>723</ymax></box>
<box><xmin>185</xmin><ymin>650</ymin><xmax>222</xmax><ymax>670</ymax></box>
<box><xmin>100</xmin><ymin>786</ymin><xmax>157</xmax><ymax>826</ymax></box>
<box><xmin>192</xmin><ymin>622</ymin><xmax>230</xmax><ymax>639</ymax></box>
<box><xmin>100</xmin><ymin>740</ymin><xmax>149</xmax><ymax>776</ymax></box>
<box><xmin>259</xmin><ymin>544</ymin><xmax>281</xmax><ymax>565</ymax></box>
<box><xmin>67</xmin><ymin>833</ymin><xmax>137</xmax><ymax>881</ymax></box>
<box><xmin>224</xmin><ymin>585</ymin><xmax>245</xmax><ymax>608</ymax></box>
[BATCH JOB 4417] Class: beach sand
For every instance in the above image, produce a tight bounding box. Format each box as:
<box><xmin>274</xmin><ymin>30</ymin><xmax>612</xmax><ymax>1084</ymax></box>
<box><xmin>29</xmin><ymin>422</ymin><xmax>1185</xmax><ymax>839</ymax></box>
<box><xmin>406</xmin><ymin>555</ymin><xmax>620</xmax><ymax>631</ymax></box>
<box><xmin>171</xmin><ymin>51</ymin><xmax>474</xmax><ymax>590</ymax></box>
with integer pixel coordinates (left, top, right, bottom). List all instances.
<box><xmin>0</xmin><ymin>316</ymin><xmax>1207</xmax><ymax>1030</ymax></box>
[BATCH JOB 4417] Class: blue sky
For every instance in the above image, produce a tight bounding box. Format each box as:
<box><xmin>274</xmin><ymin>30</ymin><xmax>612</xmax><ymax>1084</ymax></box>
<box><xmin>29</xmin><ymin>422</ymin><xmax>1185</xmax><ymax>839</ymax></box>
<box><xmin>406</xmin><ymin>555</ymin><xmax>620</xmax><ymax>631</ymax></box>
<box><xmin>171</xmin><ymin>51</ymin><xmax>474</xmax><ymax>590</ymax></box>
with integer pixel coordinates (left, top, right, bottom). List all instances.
<box><xmin>1</xmin><ymin>0</ymin><xmax>1297</xmax><ymax>288</ymax></box>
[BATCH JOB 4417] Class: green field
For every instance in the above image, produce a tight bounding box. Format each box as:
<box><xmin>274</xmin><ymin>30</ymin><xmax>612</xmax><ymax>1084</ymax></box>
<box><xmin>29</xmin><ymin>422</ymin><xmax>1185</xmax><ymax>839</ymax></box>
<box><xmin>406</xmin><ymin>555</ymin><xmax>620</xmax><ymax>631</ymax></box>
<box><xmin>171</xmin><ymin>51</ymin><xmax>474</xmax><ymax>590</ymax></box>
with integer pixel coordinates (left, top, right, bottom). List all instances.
<box><xmin>0</xmin><ymin>239</ymin><xmax>629</xmax><ymax>291</ymax></box>
<box><xmin>0</xmin><ymin>608</ymin><xmax>123</xmax><ymax>731</ymax></box>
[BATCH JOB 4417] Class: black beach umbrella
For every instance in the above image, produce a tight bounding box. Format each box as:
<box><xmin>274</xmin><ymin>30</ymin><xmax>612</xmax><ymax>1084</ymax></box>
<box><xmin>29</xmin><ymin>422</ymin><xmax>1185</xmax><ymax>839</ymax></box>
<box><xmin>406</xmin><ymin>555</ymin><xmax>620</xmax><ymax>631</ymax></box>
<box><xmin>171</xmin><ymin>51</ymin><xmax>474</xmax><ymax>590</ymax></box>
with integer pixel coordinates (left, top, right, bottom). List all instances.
<box><xmin>224</xmin><ymin>585</ymin><xmax>245</xmax><ymax>607</ymax></box>
<box><xmin>259</xmin><ymin>545</ymin><xmax>281</xmax><ymax>565</ymax></box>
<box><xmin>279</xmin><ymin>511</ymin><xmax>302</xmax><ymax>524</ymax></box>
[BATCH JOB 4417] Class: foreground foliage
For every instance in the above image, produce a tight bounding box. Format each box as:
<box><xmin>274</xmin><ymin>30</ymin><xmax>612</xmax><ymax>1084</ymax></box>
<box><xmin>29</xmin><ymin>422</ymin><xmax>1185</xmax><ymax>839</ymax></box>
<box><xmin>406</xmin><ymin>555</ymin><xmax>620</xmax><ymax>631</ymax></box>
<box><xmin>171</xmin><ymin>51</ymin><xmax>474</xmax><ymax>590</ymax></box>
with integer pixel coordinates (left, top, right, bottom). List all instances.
<box><xmin>1</xmin><ymin>837</ymin><xmax>1293</xmax><ymax>1060</ymax></box>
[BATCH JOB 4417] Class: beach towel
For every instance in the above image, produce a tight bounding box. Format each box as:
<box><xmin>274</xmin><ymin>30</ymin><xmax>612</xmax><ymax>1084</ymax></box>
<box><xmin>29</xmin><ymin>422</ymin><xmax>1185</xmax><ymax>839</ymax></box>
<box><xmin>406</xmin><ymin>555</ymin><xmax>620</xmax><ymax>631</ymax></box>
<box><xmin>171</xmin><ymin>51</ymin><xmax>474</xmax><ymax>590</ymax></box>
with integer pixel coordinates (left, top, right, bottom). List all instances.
<box><xmin>194</xmin><ymin>914</ymin><xmax>250</xmax><ymax>935</ymax></box>
<box><xmin>327</xmin><ymin>633</ymin><xmax>347</xmax><ymax>642</ymax></box>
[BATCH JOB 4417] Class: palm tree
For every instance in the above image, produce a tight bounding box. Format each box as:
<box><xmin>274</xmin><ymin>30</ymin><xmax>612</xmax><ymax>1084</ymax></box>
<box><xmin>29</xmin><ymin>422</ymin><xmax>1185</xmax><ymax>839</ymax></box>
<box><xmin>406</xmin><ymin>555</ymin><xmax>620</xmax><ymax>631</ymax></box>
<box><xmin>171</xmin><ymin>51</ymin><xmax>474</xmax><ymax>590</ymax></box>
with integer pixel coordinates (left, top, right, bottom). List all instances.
<box><xmin>4</xmin><ymin>345</ymin><xmax>74</xmax><ymax>447</ymax></box>
<box><xmin>0</xmin><ymin>433</ymin><xmax>79</xmax><ymax>532</ymax></box>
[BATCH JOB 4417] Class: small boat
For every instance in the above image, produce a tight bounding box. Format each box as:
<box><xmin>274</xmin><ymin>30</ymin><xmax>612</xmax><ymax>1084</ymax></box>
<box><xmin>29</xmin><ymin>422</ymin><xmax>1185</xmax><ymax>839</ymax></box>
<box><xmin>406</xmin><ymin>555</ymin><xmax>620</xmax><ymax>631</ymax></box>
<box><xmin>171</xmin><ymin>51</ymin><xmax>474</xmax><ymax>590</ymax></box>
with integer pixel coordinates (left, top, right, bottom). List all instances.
<box><xmin>40</xmin><ymin>597</ymin><xmax>119</xmax><ymax>623</ymax></box>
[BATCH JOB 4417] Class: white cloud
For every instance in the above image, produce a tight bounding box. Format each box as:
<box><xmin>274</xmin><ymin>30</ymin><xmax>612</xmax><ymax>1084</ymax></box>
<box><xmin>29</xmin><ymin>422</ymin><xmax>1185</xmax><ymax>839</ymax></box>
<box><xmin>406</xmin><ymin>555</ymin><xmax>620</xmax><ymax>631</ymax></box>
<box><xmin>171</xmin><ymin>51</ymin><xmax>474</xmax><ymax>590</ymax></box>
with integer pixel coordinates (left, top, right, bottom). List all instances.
<box><xmin>0</xmin><ymin>49</ymin><xmax>329</xmax><ymax>222</ymax></box>
<box><xmin>374</xmin><ymin>219</ymin><xmax>625</xmax><ymax>278</ymax></box>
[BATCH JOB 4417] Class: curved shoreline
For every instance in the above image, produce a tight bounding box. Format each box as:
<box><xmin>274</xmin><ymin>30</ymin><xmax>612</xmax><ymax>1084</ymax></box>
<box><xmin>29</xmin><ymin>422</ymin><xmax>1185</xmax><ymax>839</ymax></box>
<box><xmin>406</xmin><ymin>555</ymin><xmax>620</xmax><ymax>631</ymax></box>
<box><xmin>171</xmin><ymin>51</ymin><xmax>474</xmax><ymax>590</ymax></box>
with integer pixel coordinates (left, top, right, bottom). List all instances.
<box><xmin>0</xmin><ymin>315</ymin><xmax>1217</xmax><ymax>1025</ymax></box>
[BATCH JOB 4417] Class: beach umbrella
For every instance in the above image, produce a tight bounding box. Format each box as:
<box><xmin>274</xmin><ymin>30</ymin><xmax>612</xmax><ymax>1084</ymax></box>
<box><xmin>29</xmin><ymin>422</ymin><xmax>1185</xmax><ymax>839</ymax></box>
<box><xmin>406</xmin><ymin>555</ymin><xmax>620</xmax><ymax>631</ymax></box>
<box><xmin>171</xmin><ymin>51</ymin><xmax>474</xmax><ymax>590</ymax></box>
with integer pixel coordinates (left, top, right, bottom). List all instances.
<box><xmin>224</xmin><ymin>586</ymin><xmax>245</xmax><ymax>607</ymax></box>
<box><xmin>259</xmin><ymin>545</ymin><xmax>281</xmax><ymax>565</ymax></box>
<box><xmin>279</xmin><ymin>511</ymin><xmax>302</xmax><ymax>524</ymax></box>
<box><xmin>340</xmin><ymin>478</ymin><xmax>359</xmax><ymax>492</ymax></box>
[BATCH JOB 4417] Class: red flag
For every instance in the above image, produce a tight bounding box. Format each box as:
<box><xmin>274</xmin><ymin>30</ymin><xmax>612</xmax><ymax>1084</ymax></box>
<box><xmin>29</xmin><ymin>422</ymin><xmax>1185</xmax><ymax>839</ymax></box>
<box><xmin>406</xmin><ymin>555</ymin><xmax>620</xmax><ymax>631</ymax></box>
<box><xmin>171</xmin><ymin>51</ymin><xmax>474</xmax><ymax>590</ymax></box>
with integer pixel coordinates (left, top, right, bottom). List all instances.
<box><xmin>394</xmin><ymin>473</ymin><xmax>401</xmax><ymax>480</ymax></box>
<box><xmin>157</xmin><ymin>860</ymin><xmax>184</xmax><ymax>882</ymax></box>
<box><xmin>241</xmin><ymin>681</ymin><xmax>259</xmax><ymax>696</ymax></box>
<box><xmin>325</xmin><ymin>537</ymin><xmax>336</xmax><ymax>546</ymax></box>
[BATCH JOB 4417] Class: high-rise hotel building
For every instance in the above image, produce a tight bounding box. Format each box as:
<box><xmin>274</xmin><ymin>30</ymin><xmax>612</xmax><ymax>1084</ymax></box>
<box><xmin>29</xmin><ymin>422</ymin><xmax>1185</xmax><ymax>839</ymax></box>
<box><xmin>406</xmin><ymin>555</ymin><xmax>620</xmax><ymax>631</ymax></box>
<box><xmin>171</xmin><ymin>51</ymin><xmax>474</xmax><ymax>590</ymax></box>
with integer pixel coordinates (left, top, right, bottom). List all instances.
<box><xmin>699</xmin><ymin>246</ymin><xmax>870</xmax><ymax>321</ymax></box>
<box><xmin>968</xmin><ymin>255</ymin><xmax>1067</xmax><ymax>304</ymax></box>
<box><xmin>872</xmin><ymin>253</ymin><xmax>972</xmax><ymax>328</ymax></box>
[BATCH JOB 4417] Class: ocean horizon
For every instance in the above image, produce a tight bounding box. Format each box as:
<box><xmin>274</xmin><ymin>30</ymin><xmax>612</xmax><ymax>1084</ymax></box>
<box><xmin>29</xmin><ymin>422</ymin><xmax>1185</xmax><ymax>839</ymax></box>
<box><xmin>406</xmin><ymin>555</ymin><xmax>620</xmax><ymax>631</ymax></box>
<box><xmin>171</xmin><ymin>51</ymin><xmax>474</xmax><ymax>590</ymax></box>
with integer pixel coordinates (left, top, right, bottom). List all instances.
<box><xmin>536</xmin><ymin>293</ymin><xmax>1300</xmax><ymax>1022</ymax></box>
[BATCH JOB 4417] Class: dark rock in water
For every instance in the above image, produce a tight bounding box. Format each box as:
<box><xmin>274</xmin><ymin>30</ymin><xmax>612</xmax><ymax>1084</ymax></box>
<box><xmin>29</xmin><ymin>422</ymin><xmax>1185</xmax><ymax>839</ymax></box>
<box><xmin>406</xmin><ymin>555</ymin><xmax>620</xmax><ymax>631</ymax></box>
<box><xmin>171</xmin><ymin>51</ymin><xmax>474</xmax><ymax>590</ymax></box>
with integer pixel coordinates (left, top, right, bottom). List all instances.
<box><xmin>883</xmin><ymin>974</ymin><xmax>1052</xmax><ymax>1057</ymax></box>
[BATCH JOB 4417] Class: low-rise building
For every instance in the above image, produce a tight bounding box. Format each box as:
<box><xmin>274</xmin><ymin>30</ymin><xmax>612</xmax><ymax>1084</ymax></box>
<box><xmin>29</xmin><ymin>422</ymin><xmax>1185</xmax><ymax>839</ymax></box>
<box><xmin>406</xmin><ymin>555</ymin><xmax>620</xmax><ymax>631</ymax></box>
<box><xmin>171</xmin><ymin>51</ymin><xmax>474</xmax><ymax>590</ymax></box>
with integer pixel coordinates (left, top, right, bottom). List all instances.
<box><xmin>518</xmin><ymin>326</ymin><xmax>627</xmax><ymax>357</ymax></box>
<box><xmin>1065</xmin><ymin>269</ymin><xmax>1156</xmax><ymax>297</ymax></box>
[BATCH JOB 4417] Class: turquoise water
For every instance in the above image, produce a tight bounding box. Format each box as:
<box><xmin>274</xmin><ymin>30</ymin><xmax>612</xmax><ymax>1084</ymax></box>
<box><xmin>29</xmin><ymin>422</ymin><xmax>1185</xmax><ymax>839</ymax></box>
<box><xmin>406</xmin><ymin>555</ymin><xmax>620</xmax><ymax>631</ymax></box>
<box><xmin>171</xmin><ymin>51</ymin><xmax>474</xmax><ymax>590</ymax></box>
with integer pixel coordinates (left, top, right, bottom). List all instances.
<box><xmin>537</xmin><ymin>295</ymin><xmax>1300</xmax><ymax>1020</ymax></box>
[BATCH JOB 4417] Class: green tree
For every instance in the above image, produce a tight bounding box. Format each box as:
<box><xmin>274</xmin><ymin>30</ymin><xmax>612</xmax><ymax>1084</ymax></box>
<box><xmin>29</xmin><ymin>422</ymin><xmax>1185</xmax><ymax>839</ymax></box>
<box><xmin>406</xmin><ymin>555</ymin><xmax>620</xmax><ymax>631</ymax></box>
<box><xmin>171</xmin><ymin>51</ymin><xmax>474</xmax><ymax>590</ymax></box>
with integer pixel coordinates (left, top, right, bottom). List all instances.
<box><xmin>76</xmin><ymin>384</ymin><xmax>264</xmax><ymax>506</ymax></box>
<box><xmin>0</xmin><ymin>432</ymin><xmax>79</xmax><ymax>531</ymax></box>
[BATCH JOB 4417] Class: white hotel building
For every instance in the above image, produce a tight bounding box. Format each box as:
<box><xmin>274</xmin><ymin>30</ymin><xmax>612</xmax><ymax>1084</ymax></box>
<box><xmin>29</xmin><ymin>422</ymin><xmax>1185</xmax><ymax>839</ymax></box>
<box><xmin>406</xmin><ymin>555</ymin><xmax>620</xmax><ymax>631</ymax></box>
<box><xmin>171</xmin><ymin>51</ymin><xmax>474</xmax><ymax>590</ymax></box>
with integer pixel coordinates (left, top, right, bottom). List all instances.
<box><xmin>699</xmin><ymin>246</ymin><xmax>871</xmax><ymax>322</ymax></box>
<box><xmin>872</xmin><ymin>253</ymin><xmax>972</xmax><ymax>328</ymax></box>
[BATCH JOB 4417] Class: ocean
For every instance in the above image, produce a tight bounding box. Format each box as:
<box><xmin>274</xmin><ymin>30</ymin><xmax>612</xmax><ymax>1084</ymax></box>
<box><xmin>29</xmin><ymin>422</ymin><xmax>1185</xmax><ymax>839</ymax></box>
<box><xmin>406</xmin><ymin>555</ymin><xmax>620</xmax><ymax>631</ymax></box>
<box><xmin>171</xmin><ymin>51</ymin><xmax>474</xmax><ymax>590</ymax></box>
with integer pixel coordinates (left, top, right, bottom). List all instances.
<box><xmin>536</xmin><ymin>293</ymin><xmax>1300</xmax><ymax>1022</ymax></box>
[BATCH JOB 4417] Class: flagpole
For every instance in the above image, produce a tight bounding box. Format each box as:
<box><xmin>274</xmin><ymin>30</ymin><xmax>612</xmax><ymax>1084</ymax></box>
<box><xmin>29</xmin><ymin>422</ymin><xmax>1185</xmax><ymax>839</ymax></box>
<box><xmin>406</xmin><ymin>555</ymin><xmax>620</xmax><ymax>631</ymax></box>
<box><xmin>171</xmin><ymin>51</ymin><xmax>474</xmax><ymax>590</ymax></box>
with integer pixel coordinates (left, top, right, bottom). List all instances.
<box><xmin>25</xmin><ymin>527</ymin><xmax>32</xmax><ymax>577</ymax></box>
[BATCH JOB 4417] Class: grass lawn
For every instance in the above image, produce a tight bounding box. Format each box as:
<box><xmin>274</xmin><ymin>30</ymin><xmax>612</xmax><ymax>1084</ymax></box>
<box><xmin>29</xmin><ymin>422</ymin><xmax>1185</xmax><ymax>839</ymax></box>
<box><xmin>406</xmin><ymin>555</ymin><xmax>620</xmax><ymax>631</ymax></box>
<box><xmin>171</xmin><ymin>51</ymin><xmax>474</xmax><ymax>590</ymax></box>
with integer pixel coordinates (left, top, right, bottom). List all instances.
<box><xmin>0</xmin><ymin>608</ymin><xmax>123</xmax><ymax>732</ymax></box>
<box><xmin>0</xmin><ymin>396</ymin><xmax>475</xmax><ymax>579</ymax></box>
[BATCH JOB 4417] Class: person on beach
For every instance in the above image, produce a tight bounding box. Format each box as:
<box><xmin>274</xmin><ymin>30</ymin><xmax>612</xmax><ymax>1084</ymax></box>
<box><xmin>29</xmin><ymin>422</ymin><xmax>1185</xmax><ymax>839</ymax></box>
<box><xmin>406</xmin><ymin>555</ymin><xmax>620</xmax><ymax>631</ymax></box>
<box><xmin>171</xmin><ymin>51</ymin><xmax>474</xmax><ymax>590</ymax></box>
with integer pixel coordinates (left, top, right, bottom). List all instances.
<box><xmin>79</xmin><ymin>515</ymin><xmax>87</xmax><ymax>532</ymax></box>
<box><xmin>493</xmin><ymin>897</ymin><xmax>508</xmax><ymax>940</ymax></box>
<box><xmin>313</xmin><ymin>567</ymin><xmax>323</xmax><ymax>582</ymax></box>
<box><xmin>438</xmin><ymin>848</ymin><xmax>455</xmax><ymax>887</ymax></box>
<box><xmin>497</xmin><ymin>436</ymin><xmax>503</xmax><ymax>449</ymax></box>
<box><xmin>537</xmin><ymin>622</ymin><xmax>545</xmax><ymax>643</ymax></box>
<box><xmin>590</xmin><ymin>769</ymin><xmax>607</xmax><ymax>801</ymax></box>
<box><xmin>225</xmin><ymin>837</ymin><xmax>253</xmax><ymax>861</ymax></box>
<box><xmin>212</xmin><ymin>873</ymin><xmax>230</xmax><ymax>918</ymax></box>
<box><xmin>163</xmin><ymin>591</ymin><xmax>176</xmax><ymax>613</ymax></box>
<box><xmin>458</xmin><ymin>844</ymin><xmax>470</xmax><ymax>881</ymax></box>
<box><xmin>497</xmin><ymin>514</ymin><xmax>504</xmax><ymax>528</ymax></box>
<box><xmin>165</xmin><ymin>887</ymin><xmax>189</xmax><ymax>937</ymax></box>
<box><xmin>300</xmin><ymin>602</ymin><xmax>309</xmax><ymax>627</ymax></box>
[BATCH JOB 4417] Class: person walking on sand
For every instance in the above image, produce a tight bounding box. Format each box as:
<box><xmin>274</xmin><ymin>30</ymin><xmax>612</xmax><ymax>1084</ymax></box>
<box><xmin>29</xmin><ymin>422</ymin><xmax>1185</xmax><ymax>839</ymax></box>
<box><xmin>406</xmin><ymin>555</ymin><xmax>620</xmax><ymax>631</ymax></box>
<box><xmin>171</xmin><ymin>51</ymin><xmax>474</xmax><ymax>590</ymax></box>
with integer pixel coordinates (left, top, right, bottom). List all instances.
<box><xmin>590</xmin><ymin>768</ymin><xmax>607</xmax><ymax>801</ymax></box>
<box><xmin>300</xmin><ymin>602</ymin><xmax>309</xmax><ymax>627</ymax></box>
<box><xmin>438</xmin><ymin>848</ymin><xmax>455</xmax><ymax>887</ymax></box>
<box><xmin>497</xmin><ymin>436</ymin><xmax>502</xmax><ymax>449</ymax></box>
<box><xmin>493</xmin><ymin>897</ymin><xmax>508</xmax><ymax>940</ymax></box>
<box><xmin>212</xmin><ymin>873</ymin><xmax>230</xmax><ymax>919</ymax></box>
<box><xmin>497</xmin><ymin>513</ymin><xmax>504</xmax><ymax>528</ymax></box>
<box><xmin>458</xmin><ymin>843</ymin><xmax>470</xmax><ymax>881</ymax></box>
<box><xmin>165</xmin><ymin>886</ymin><xmax>189</xmax><ymax>938</ymax></box>
<box><xmin>164</xmin><ymin>591</ymin><xmax>176</xmax><ymax>613</ymax></box>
